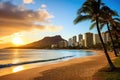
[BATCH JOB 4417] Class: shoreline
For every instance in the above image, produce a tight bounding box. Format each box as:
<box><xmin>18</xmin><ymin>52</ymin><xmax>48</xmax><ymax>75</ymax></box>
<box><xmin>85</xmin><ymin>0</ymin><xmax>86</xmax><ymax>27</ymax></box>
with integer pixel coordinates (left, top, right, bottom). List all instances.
<box><xmin>0</xmin><ymin>50</ymin><xmax>115</xmax><ymax>80</ymax></box>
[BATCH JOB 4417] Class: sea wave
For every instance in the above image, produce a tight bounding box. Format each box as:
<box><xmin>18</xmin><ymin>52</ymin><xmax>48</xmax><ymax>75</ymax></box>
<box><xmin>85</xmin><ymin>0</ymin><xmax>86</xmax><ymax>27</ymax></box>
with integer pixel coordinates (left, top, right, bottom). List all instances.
<box><xmin>0</xmin><ymin>55</ymin><xmax>74</xmax><ymax>68</ymax></box>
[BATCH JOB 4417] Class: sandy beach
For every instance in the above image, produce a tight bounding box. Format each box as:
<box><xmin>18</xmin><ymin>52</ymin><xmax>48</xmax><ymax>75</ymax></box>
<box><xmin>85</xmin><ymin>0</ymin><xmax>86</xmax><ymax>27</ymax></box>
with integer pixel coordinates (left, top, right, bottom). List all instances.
<box><xmin>0</xmin><ymin>50</ymin><xmax>115</xmax><ymax>80</ymax></box>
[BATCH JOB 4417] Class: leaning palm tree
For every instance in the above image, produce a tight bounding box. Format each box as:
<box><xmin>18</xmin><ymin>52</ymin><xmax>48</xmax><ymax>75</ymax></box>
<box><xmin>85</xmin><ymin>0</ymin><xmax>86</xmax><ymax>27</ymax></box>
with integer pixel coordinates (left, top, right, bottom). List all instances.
<box><xmin>110</xmin><ymin>18</ymin><xmax>120</xmax><ymax>39</ymax></box>
<box><xmin>90</xmin><ymin>6</ymin><xmax>119</xmax><ymax>57</ymax></box>
<box><xmin>110</xmin><ymin>19</ymin><xmax>120</xmax><ymax>53</ymax></box>
<box><xmin>74</xmin><ymin>0</ymin><xmax>116</xmax><ymax>70</ymax></box>
<box><xmin>100</xmin><ymin>6</ymin><xmax>119</xmax><ymax>56</ymax></box>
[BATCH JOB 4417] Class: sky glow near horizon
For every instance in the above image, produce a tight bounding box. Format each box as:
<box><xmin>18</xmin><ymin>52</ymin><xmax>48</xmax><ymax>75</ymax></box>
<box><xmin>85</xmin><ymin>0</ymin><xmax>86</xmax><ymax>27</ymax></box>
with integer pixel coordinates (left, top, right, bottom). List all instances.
<box><xmin>0</xmin><ymin>0</ymin><xmax>120</xmax><ymax>48</ymax></box>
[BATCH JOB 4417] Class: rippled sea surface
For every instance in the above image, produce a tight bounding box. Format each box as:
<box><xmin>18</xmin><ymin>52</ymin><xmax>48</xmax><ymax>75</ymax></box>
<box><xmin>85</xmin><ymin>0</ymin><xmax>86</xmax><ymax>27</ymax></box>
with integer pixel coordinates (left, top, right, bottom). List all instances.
<box><xmin>0</xmin><ymin>49</ymin><xmax>94</xmax><ymax>76</ymax></box>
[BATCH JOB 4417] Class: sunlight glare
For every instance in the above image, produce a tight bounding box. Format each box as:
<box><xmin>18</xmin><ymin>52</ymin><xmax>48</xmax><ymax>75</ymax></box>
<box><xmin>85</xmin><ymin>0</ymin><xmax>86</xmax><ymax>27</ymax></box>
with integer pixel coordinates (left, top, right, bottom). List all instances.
<box><xmin>12</xmin><ymin>37</ymin><xmax>24</xmax><ymax>46</ymax></box>
<box><xmin>13</xmin><ymin>66</ymin><xmax>24</xmax><ymax>72</ymax></box>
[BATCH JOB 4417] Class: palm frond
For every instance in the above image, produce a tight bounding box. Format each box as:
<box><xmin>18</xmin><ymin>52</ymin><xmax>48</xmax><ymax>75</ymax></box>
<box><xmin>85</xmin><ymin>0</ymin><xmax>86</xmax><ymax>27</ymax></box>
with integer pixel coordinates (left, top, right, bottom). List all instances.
<box><xmin>114</xmin><ymin>18</ymin><xmax>120</xmax><ymax>22</ymax></box>
<box><xmin>101</xmin><ymin>6</ymin><xmax>118</xmax><ymax>17</ymax></box>
<box><xmin>110</xmin><ymin>10</ymin><xmax>118</xmax><ymax>16</ymax></box>
<box><xmin>78</xmin><ymin>7</ymin><xmax>91</xmax><ymax>15</ymax></box>
<box><xmin>74</xmin><ymin>15</ymin><xmax>91</xmax><ymax>24</ymax></box>
<box><xmin>91</xmin><ymin>19</ymin><xmax>95</xmax><ymax>22</ymax></box>
<box><xmin>89</xmin><ymin>22</ymin><xmax>96</xmax><ymax>30</ymax></box>
<box><xmin>100</xmin><ymin>23</ymin><xmax>105</xmax><ymax>30</ymax></box>
<box><xmin>78</xmin><ymin>1</ymin><xmax>94</xmax><ymax>15</ymax></box>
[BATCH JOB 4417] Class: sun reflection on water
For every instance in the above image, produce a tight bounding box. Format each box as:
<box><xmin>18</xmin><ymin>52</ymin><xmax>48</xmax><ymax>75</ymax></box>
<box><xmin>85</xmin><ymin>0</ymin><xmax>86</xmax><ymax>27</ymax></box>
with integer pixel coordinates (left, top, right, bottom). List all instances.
<box><xmin>13</xmin><ymin>66</ymin><xmax>24</xmax><ymax>72</ymax></box>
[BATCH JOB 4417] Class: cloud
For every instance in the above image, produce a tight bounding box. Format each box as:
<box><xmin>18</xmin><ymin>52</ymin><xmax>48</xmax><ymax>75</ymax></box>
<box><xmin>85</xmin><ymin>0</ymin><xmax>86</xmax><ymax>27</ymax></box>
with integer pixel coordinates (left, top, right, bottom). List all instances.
<box><xmin>0</xmin><ymin>2</ymin><xmax>53</xmax><ymax>22</ymax></box>
<box><xmin>23</xmin><ymin>0</ymin><xmax>34</xmax><ymax>4</ymax></box>
<box><xmin>41</xmin><ymin>4</ymin><xmax>47</xmax><ymax>8</ymax></box>
<box><xmin>0</xmin><ymin>2</ymin><xmax>62</xmax><ymax>37</ymax></box>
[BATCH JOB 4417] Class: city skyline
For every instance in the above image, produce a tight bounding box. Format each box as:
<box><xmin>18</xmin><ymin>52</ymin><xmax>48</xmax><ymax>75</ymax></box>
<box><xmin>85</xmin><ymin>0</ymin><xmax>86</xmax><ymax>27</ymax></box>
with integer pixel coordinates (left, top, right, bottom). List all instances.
<box><xmin>67</xmin><ymin>31</ymin><xmax>110</xmax><ymax>48</ymax></box>
<box><xmin>0</xmin><ymin>0</ymin><xmax>120</xmax><ymax>48</ymax></box>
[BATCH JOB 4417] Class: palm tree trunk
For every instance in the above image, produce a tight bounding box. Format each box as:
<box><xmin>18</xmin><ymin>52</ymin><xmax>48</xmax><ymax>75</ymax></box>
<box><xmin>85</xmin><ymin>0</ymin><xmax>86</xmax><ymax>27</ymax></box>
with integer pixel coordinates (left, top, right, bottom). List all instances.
<box><xmin>107</xmin><ymin>23</ymin><xmax>118</xmax><ymax>57</ymax></box>
<box><xmin>96</xmin><ymin>18</ymin><xmax>116</xmax><ymax>71</ymax></box>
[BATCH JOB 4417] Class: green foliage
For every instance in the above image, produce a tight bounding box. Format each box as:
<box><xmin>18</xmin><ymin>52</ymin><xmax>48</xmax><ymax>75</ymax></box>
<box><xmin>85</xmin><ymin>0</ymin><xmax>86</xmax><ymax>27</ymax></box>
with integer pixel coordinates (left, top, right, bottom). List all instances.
<box><xmin>106</xmin><ymin>39</ymin><xmax>120</xmax><ymax>50</ymax></box>
<box><xmin>89</xmin><ymin>22</ymin><xmax>96</xmax><ymax>30</ymax></box>
<box><xmin>114</xmin><ymin>55</ymin><xmax>120</xmax><ymax>67</ymax></box>
<box><xmin>99</xmin><ymin>55</ymin><xmax>120</xmax><ymax>80</ymax></box>
<box><xmin>74</xmin><ymin>15</ymin><xmax>91</xmax><ymax>24</ymax></box>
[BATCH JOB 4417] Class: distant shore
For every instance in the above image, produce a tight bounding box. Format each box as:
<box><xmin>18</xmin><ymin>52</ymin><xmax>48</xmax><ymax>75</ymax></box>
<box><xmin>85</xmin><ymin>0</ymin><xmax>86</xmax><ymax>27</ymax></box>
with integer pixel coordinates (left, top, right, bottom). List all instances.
<box><xmin>0</xmin><ymin>50</ymin><xmax>115</xmax><ymax>80</ymax></box>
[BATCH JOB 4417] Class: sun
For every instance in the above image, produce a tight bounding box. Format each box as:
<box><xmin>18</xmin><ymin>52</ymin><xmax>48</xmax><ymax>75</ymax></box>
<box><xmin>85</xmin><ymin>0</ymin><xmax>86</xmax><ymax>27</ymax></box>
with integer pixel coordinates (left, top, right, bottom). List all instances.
<box><xmin>12</xmin><ymin>37</ymin><xmax>24</xmax><ymax>46</ymax></box>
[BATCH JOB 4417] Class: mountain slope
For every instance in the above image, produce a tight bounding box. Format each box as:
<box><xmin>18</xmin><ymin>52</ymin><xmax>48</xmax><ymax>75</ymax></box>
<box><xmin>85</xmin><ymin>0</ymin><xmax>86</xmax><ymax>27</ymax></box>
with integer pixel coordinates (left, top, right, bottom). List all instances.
<box><xmin>17</xmin><ymin>35</ymin><xmax>65</xmax><ymax>49</ymax></box>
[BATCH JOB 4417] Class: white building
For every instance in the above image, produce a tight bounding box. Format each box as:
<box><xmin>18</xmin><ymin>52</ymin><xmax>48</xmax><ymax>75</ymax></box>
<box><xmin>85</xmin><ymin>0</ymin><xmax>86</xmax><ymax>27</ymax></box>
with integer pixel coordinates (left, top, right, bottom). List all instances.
<box><xmin>51</xmin><ymin>44</ymin><xmax>58</xmax><ymax>48</ymax></box>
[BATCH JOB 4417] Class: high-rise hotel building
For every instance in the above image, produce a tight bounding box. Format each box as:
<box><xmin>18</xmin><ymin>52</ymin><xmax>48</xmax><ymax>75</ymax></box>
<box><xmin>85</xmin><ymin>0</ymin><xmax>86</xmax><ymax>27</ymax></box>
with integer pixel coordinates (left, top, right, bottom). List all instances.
<box><xmin>78</xmin><ymin>34</ymin><xmax>84</xmax><ymax>47</ymax></box>
<box><xmin>68</xmin><ymin>38</ymin><xmax>73</xmax><ymax>47</ymax></box>
<box><xmin>84</xmin><ymin>32</ymin><xmax>93</xmax><ymax>47</ymax></box>
<box><xmin>93</xmin><ymin>34</ymin><xmax>101</xmax><ymax>45</ymax></box>
<box><xmin>78</xmin><ymin>34</ymin><xmax>83</xmax><ymax>42</ymax></box>
<box><xmin>72</xmin><ymin>36</ymin><xmax>77</xmax><ymax>46</ymax></box>
<box><xmin>73</xmin><ymin>36</ymin><xmax>77</xmax><ymax>43</ymax></box>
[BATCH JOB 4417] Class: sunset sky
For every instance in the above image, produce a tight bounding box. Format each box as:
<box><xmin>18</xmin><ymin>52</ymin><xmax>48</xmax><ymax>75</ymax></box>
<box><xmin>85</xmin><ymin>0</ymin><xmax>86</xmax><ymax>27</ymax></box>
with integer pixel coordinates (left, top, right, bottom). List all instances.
<box><xmin>0</xmin><ymin>0</ymin><xmax>120</xmax><ymax>48</ymax></box>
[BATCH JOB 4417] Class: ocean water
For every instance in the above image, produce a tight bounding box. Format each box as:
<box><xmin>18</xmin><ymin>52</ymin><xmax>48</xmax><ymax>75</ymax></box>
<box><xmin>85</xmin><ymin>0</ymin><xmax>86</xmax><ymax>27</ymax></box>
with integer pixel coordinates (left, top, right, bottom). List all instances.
<box><xmin>0</xmin><ymin>49</ymin><xmax>94</xmax><ymax>76</ymax></box>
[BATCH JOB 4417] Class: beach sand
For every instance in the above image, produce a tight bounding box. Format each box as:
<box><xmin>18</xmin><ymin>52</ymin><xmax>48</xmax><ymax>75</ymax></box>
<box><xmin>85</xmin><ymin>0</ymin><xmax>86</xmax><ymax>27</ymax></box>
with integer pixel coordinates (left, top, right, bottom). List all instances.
<box><xmin>0</xmin><ymin>50</ymin><xmax>115</xmax><ymax>80</ymax></box>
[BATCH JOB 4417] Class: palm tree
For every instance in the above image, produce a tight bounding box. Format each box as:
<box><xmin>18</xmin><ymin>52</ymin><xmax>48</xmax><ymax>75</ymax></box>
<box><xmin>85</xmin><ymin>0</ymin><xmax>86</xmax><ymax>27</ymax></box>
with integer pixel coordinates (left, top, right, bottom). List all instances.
<box><xmin>110</xmin><ymin>19</ymin><xmax>120</xmax><ymax>53</ymax></box>
<box><xmin>110</xmin><ymin>18</ymin><xmax>120</xmax><ymax>40</ymax></box>
<box><xmin>74</xmin><ymin>0</ymin><xmax>116</xmax><ymax>70</ymax></box>
<box><xmin>100</xmin><ymin>6</ymin><xmax>119</xmax><ymax>56</ymax></box>
<box><xmin>90</xmin><ymin>6</ymin><xmax>119</xmax><ymax>57</ymax></box>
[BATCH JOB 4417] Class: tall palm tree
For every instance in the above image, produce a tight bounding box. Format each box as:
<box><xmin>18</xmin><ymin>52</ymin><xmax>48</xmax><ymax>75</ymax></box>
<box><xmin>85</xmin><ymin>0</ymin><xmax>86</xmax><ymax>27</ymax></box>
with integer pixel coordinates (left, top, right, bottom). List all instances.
<box><xmin>110</xmin><ymin>19</ymin><xmax>120</xmax><ymax>53</ymax></box>
<box><xmin>74</xmin><ymin>0</ymin><xmax>116</xmax><ymax>70</ymax></box>
<box><xmin>90</xmin><ymin>6</ymin><xmax>119</xmax><ymax>57</ymax></box>
<box><xmin>100</xmin><ymin>6</ymin><xmax>119</xmax><ymax>56</ymax></box>
<box><xmin>110</xmin><ymin>18</ymin><xmax>120</xmax><ymax>39</ymax></box>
